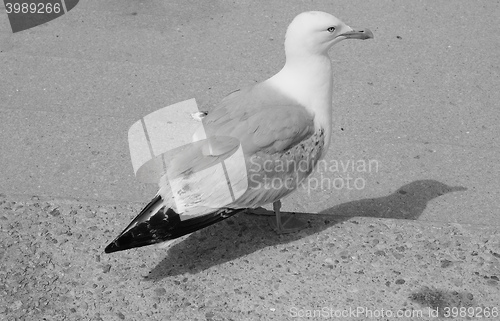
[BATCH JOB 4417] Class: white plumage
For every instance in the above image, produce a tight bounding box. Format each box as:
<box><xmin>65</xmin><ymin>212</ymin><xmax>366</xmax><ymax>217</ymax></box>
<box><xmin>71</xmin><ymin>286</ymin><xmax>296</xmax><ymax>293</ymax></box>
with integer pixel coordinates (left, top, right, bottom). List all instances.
<box><xmin>105</xmin><ymin>11</ymin><xmax>373</xmax><ymax>253</ymax></box>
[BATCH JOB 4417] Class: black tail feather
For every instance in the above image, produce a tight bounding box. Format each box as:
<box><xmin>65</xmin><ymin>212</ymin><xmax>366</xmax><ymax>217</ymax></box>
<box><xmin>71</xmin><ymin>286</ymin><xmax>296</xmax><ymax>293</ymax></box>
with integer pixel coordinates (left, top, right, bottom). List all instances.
<box><xmin>105</xmin><ymin>196</ymin><xmax>244</xmax><ymax>253</ymax></box>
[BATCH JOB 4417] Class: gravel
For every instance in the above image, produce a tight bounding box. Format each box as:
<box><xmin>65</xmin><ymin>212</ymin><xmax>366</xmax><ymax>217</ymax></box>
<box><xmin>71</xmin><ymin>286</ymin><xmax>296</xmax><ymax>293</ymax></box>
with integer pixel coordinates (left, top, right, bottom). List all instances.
<box><xmin>1</xmin><ymin>193</ymin><xmax>499</xmax><ymax>320</ymax></box>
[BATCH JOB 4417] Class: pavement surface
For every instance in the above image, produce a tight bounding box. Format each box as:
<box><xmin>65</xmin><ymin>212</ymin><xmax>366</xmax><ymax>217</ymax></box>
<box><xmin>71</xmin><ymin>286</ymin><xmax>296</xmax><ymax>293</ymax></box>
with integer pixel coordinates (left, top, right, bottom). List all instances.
<box><xmin>1</xmin><ymin>0</ymin><xmax>499</xmax><ymax>320</ymax></box>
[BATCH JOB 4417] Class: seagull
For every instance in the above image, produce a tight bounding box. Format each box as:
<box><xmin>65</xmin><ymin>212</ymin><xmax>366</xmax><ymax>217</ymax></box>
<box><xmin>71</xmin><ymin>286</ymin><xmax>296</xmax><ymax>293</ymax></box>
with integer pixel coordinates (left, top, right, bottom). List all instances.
<box><xmin>105</xmin><ymin>11</ymin><xmax>373</xmax><ymax>253</ymax></box>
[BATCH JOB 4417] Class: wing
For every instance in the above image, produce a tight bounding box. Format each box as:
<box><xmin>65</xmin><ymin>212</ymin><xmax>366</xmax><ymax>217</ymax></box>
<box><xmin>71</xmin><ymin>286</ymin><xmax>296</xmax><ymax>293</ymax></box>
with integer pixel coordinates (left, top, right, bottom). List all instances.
<box><xmin>158</xmin><ymin>82</ymin><xmax>318</xmax><ymax>215</ymax></box>
<box><xmin>203</xmin><ymin>83</ymin><xmax>315</xmax><ymax>155</ymax></box>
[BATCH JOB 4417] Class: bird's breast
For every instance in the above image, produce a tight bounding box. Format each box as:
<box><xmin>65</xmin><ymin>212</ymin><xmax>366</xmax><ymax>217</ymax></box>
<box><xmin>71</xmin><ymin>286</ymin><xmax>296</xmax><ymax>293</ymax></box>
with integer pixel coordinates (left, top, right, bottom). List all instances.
<box><xmin>232</xmin><ymin>127</ymin><xmax>326</xmax><ymax>208</ymax></box>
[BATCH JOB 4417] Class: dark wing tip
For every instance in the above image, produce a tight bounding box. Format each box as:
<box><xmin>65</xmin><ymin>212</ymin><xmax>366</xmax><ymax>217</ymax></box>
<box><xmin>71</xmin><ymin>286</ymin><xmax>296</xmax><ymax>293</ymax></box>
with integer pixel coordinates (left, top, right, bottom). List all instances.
<box><xmin>104</xmin><ymin>206</ymin><xmax>180</xmax><ymax>253</ymax></box>
<box><xmin>104</xmin><ymin>234</ymin><xmax>158</xmax><ymax>253</ymax></box>
<box><xmin>104</xmin><ymin>242</ymin><xmax>121</xmax><ymax>254</ymax></box>
<box><xmin>104</xmin><ymin>199</ymin><xmax>246</xmax><ymax>254</ymax></box>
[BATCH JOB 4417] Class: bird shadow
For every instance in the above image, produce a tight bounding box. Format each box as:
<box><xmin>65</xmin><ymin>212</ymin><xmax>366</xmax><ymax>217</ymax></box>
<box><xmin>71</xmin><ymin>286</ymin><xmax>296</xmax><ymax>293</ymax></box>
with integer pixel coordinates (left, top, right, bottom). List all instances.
<box><xmin>145</xmin><ymin>179</ymin><xmax>466</xmax><ymax>280</ymax></box>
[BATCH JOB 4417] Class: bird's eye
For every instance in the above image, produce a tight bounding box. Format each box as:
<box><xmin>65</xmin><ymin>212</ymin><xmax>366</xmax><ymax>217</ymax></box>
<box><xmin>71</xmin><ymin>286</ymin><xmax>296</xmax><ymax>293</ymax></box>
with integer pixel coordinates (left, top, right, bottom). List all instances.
<box><xmin>327</xmin><ymin>27</ymin><xmax>336</xmax><ymax>33</ymax></box>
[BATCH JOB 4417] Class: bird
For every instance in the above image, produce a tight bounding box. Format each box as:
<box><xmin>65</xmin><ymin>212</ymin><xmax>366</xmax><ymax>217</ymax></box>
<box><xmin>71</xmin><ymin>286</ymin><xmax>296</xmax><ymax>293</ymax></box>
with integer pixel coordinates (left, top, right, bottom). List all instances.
<box><xmin>105</xmin><ymin>11</ymin><xmax>373</xmax><ymax>253</ymax></box>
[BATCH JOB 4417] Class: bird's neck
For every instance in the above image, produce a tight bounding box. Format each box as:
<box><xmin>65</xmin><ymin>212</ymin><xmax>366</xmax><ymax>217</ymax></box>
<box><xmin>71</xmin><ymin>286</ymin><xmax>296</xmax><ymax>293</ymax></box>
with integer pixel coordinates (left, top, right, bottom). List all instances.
<box><xmin>266</xmin><ymin>54</ymin><xmax>333</xmax><ymax>149</ymax></box>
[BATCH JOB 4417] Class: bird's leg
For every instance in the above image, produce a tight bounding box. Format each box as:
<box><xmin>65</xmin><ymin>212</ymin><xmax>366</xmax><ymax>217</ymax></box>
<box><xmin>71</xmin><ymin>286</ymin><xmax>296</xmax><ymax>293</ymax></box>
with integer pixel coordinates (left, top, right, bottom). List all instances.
<box><xmin>245</xmin><ymin>201</ymin><xmax>308</xmax><ymax>233</ymax></box>
<box><xmin>274</xmin><ymin>200</ymin><xmax>284</xmax><ymax>232</ymax></box>
<box><xmin>273</xmin><ymin>200</ymin><xmax>307</xmax><ymax>234</ymax></box>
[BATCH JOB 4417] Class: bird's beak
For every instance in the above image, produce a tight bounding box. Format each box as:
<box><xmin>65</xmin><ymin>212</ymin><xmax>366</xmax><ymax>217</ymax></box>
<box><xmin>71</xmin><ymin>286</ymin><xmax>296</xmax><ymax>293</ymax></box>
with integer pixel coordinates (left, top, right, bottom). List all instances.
<box><xmin>338</xmin><ymin>27</ymin><xmax>374</xmax><ymax>40</ymax></box>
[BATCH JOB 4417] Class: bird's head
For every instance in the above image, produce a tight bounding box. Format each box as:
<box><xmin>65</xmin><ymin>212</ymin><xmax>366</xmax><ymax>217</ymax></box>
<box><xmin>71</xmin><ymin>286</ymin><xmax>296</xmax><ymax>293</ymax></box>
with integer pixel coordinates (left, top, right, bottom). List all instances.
<box><xmin>284</xmin><ymin>11</ymin><xmax>373</xmax><ymax>57</ymax></box>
